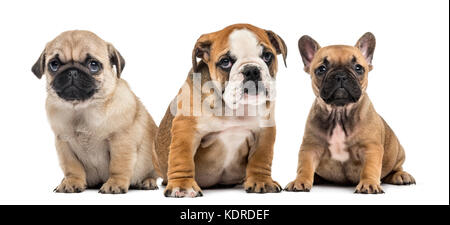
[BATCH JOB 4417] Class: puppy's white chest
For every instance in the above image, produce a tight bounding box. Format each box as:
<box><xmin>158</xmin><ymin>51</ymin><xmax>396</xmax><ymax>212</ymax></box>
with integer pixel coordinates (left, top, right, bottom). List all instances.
<box><xmin>198</xmin><ymin>117</ymin><xmax>258</xmax><ymax>169</ymax></box>
<box><xmin>328</xmin><ymin>125</ymin><xmax>349</xmax><ymax>162</ymax></box>
<box><xmin>217</xmin><ymin>128</ymin><xmax>254</xmax><ymax>168</ymax></box>
<box><xmin>64</xmin><ymin>122</ymin><xmax>110</xmax><ymax>186</ymax></box>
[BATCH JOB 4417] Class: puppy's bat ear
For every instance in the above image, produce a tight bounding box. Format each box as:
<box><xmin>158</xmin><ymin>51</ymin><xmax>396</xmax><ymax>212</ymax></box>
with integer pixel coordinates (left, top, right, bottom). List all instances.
<box><xmin>32</xmin><ymin>50</ymin><xmax>46</xmax><ymax>79</ymax></box>
<box><xmin>107</xmin><ymin>43</ymin><xmax>126</xmax><ymax>78</ymax></box>
<box><xmin>298</xmin><ymin>35</ymin><xmax>320</xmax><ymax>73</ymax></box>
<box><xmin>265</xmin><ymin>30</ymin><xmax>287</xmax><ymax>67</ymax></box>
<box><xmin>192</xmin><ymin>34</ymin><xmax>212</xmax><ymax>73</ymax></box>
<box><xmin>356</xmin><ymin>32</ymin><xmax>376</xmax><ymax>70</ymax></box>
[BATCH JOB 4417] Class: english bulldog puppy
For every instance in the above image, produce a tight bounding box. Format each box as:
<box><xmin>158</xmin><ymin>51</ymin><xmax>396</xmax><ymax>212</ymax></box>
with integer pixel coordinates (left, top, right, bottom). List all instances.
<box><xmin>154</xmin><ymin>24</ymin><xmax>287</xmax><ymax>197</ymax></box>
<box><xmin>285</xmin><ymin>33</ymin><xmax>415</xmax><ymax>194</ymax></box>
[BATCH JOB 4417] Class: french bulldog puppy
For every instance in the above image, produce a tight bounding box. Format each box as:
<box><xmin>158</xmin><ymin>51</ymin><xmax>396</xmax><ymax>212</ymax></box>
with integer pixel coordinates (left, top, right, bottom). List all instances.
<box><xmin>285</xmin><ymin>33</ymin><xmax>415</xmax><ymax>194</ymax></box>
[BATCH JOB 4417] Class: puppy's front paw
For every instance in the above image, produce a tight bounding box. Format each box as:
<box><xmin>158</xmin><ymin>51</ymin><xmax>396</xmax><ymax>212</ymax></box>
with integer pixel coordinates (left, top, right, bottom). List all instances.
<box><xmin>99</xmin><ymin>178</ymin><xmax>129</xmax><ymax>194</ymax></box>
<box><xmin>355</xmin><ymin>179</ymin><xmax>384</xmax><ymax>194</ymax></box>
<box><xmin>244</xmin><ymin>176</ymin><xmax>282</xmax><ymax>193</ymax></box>
<box><xmin>54</xmin><ymin>177</ymin><xmax>87</xmax><ymax>193</ymax></box>
<box><xmin>383</xmin><ymin>171</ymin><xmax>416</xmax><ymax>185</ymax></box>
<box><xmin>284</xmin><ymin>178</ymin><xmax>313</xmax><ymax>192</ymax></box>
<box><xmin>164</xmin><ymin>178</ymin><xmax>203</xmax><ymax>198</ymax></box>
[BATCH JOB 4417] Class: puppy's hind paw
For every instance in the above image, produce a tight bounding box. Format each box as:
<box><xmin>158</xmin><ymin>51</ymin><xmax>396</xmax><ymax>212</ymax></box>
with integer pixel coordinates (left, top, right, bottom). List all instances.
<box><xmin>383</xmin><ymin>171</ymin><xmax>416</xmax><ymax>185</ymax></box>
<box><xmin>137</xmin><ymin>178</ymin><xmax>159</xmax><ymax>190</ymax></box>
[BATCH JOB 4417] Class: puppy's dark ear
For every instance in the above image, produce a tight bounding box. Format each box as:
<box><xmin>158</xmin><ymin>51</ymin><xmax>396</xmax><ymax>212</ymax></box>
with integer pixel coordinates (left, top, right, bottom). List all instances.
<box><xmin>265</xmin><ymin>30</ymin><xmax>287</xmax><ymax>67</ymax></box>
<box><xmin>107</xmin><ymin>43</ymin><xmax>126</xmax><ymax>78</ymax></box>
<box><xmin>298</xmin><ymin>35</ymin><xmax>320</xmax><ymax>72</ymax></box>
<box><xmin>356</xmin><ymin>32</ymin><xmax>376</xmax><ymax>69</ymax></box>
<box><xmin>32</xmin><ymin>50</ymin><xmax>46</xmax><ymax>79</ymax></box>
<box><xmin>192</xmin><ymin>34</ymin><xmax>212</xmax><ymax>73</ymax></box>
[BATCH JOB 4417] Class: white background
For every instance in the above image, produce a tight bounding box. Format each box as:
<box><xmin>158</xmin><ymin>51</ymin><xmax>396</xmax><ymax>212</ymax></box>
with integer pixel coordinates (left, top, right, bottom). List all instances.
<box><xmin>0</xmin><ymin>0</ymin><xmax>448</xmax><ymax>205</ymax></box>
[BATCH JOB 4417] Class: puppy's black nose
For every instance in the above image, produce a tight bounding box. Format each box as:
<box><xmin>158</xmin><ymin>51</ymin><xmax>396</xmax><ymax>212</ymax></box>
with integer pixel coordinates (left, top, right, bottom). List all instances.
<box><xmin>335</xmin><ymin>73</ymin><xmax>348</xmax><ymax>82</ymax></box>
<box><xmin>333</xmin><ymin>72</ymin><xmax>350</xmax><ymax>88</ymax></box>
<box><xmin>242</xmin><ymin>65</ymin><xmax>261</xmax><ymax>82</ymax></box>
<box><xmin>67</xmin><ymin>69</ymin><xmax>79</xmax><ymax>79</ymax></box>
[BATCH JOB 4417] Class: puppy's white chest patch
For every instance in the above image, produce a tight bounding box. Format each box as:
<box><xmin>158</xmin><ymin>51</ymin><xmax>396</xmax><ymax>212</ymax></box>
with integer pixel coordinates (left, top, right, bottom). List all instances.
<box><xmin>197</xmin><ymin>117</ymin><xmax>258</xmax><ymax>169</ymax></box>
<box><xmin>328</xmin><ymin>125</ymin><xmax>349</xmax><ymax>162</ymax></box>
<box><xmin>58</xmin><ymin>114</ymin><xmax>111</xmax><ymax>186</ymax></box>
<box><xmin>217</xmin><ymin>128</ymin><xmax>254</xmax><ymax>168</ymax></box>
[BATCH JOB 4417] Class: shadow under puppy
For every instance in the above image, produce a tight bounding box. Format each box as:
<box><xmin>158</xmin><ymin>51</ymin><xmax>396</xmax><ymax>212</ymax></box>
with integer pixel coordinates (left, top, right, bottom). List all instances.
<box><xmin>155</xmin><ymin>24</ymin><xmax>287</xmax><ymax>197</ymax></box>
<box><xmin>32</xmin><ymin>30</ymin><xmax>160</xmax><ymax>194</ymax></box>
<box><xmin>285</xmin><ymin>32</ymin><xmax>415</xmax><ymax>194</ymax></box>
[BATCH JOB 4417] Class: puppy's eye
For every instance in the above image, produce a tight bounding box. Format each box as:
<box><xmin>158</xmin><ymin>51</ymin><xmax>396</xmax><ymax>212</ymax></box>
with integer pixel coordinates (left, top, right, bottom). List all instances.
<box><xmin>88</xmin><ymin>60</ymin><xmax>100</xmax><ymax>73</ymax></box>
<box><xmin>355</xmin><ymin>64</ymin><xmax>364</xmax><ymax>75</ymax></box>
<box><xmin>315</xmin><ymin>65</ymin><xmax>327</xmax><ymax>75</ymax></box>
<box><xmin>218</xmin><ymin>57</ymin><xmax>232</xmax><ymax>70</ymax></box>
<box><xmin>262</xmin><ymin>52</ymin><xmax>273</xmax><ymax>64</ymax></box>
<box><xmin>49</xmin><ymin>59</ymin><xmax>60</xmax><ymax>72</ymax></box>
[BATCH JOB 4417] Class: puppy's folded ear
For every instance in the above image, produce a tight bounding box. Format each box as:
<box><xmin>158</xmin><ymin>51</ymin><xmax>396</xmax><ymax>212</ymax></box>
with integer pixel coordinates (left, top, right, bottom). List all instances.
<box><xmin>107</xmin><ymin>43</ymin><xmax>126</xmax><ymax>78</ymax></box>
<box><xmin>32</xmin><ymin>50</ymin><xmax>46</xmax><ymax>79</ymax></box>
<box><xmin>298</xmin><ymin>35</ymin><xmax>320</xmax><ymax>73</ymax></box>
<box><xmin>192</xmin><ymin>34</ymin><xmax>212</xmax><ymax>73</ymax></box>
<box><xmin>356</xmin><ymin>32</ymin><xmax>376</xmax><ymax>70</ymax></box>
<box><xmin>265</xmin><ymin>30</ymin><xmax>287</xmax><ymax>67</ymax></box>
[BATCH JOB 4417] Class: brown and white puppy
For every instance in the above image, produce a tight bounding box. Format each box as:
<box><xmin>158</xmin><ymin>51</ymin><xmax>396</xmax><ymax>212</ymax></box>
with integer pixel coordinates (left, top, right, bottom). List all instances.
<box><xmin>285</xmin><ymin>33</ymin><xmax>415</xmax><ymax>194</ymax></box>
<box><xmin>154</xmin><ymin>24</ymin><xmax>287</xmax><ymax>197</ymax></box>
<box><xmin>32</xmin><ymin>30</ymin><xmax>159</xmax><ymax>194</ymax></box>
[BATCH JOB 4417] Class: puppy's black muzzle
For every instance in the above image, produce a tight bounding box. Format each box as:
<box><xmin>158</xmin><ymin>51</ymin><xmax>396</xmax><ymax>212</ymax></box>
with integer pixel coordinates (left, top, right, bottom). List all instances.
<box><xmin>320</xmin><ymin>70</ymin><xmax>361</xmax><ymax>106</ymax></box>
<box><xmin>242</xmin><ymin>65</ymin><xmax>265</xmax><ymax>95</ymax></box>
<box><xmin>51</xmin><ymin>68</ymin><xmax>97</xmax><ymax>101</ymax></box>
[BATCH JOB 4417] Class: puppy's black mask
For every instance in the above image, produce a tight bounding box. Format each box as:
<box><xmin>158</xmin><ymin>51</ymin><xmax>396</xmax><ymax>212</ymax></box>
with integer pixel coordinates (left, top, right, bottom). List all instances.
<box><xmin>51</xmin><ymin>63</ymin><xmax>98</xmax><ymax>101</ymax></box>
<box><xmin>319</xmin><ymin>68</ymin><xmax>361</xmax><ymax>106</ymax></box>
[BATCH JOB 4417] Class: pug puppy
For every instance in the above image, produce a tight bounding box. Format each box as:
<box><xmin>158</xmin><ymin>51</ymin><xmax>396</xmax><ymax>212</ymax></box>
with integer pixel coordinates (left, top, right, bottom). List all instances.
<box><xmin>32</xmin><ymin>30</ymin><xmax>160</xmax><ymax>194</ymax></box>
<box><xmin>285</xmin><ymin>33</ymin><xmax>415</xmax><ymax>194</ymax></box>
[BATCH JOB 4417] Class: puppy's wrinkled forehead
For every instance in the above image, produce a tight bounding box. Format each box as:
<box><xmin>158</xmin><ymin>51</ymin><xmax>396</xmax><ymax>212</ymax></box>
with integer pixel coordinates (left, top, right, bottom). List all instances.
<box><xmin>229</xmin><ymin>29</ymin><xmax>263</xmax><ymax>59</ymax></box>
<box><xmin>207</xmin><ymin>25</ymin><xmax>274</xmax><ymax>62</ymax></box>
<box><xmin>313</xmin><ymin>45</ymin><xmax>367</xmax><ymax>66</ymax></box>
<box><xmin>46</xmin><ymin>30</ymin><xmax>108</xmax><ymax>62</ymax></box>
